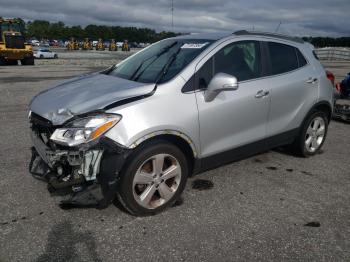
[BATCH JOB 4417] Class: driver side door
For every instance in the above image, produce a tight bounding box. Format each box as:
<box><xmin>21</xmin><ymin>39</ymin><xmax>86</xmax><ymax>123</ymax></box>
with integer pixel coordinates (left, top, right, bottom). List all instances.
<box><xmin>195</xmin><ymin>40</ymin><xmax>271</xmax><ymax>159</ymax></box>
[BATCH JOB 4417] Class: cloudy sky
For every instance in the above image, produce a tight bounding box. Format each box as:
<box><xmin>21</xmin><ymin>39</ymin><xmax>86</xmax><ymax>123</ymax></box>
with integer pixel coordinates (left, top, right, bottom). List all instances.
<box><xmin>0</xmin><ymin>0</ymin><xmax>349</xmax><ymax>36</ymax></box>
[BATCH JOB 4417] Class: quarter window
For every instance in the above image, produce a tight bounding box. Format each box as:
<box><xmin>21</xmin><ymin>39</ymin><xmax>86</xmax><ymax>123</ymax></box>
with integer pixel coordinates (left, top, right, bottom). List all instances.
<box><xmin>296</xmin><ymin>48</ymin><xmax>307</xmax><ymax>67</ymax></box>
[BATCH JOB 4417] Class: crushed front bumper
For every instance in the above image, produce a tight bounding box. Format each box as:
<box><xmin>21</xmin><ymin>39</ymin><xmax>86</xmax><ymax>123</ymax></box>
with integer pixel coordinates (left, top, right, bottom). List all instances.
<box><xmin>29</xmin><ymin>129</ymin><xmax>130</xmax><ymax>209</ymax></box>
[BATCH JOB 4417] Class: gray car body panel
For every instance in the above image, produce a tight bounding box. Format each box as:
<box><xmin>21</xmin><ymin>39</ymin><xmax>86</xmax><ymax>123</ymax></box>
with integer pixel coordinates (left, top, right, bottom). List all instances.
<box><xmin>29</xmin><ymin>32</ymin><xmax>333</xmax><ymax>160</ymax></box>
<box><xmin>105</xmin><ymin>75</ymin><xmax>201</xmax><ymax>156</ymax></box>
<box><xmin>29</xmin><ymin>73</ymin><xmax>155</xmax><ymax>125</ymax></box>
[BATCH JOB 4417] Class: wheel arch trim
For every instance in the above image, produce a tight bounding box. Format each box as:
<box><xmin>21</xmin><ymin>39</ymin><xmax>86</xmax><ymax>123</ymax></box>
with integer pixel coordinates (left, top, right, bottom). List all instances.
<box><xmin>128</xmin><ymin>130</ymin><xmax>198</xmax><ymax>158</ymax></box>
<box><xmin>309</xmin><ymin>100</ymin><xmax>333</xmax><ymax>121</ymax></box>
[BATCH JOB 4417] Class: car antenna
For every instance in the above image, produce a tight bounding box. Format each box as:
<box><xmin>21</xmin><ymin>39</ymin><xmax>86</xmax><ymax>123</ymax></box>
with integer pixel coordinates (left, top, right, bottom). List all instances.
<box><xmin>275</xmin><ymin>21</ymin><xmax>282</xmax><ymax>33</ymax></box>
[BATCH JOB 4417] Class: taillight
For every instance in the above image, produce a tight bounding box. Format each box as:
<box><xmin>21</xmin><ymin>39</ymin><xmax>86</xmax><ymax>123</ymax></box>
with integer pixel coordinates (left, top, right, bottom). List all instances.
<box><xmin>326</xmin><ymin>70</ymin><xmax>335</xmax><ymax>86</ymax></box>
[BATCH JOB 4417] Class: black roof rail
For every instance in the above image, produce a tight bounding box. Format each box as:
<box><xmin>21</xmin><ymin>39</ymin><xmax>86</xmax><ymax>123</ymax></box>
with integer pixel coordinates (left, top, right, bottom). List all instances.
<box><xmin>233</xmin><ymin>30</ymin><xmax>304</xmax><ymax>44</ymax></box>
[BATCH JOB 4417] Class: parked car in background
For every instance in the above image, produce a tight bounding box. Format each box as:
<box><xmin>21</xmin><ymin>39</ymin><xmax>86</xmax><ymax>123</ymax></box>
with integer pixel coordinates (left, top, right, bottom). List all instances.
<box><xmin>138</xmin><ymin>42</ymin><xmax>147</xmax><ymax>48</ymax></box>
<box><xmin>129</xmin><ymin>42</ymin><xmax>138</xmax><ymax>48</ymax></box>
<box><xmin>33</xmin><ymin>49</ymin><xmax>58</xmax><ymax>59</ymax></box>
<box><xmin>49</xmin><ymin>40</ymin><xmax>60</xmax><ymax>47</ymax></box>
<box><xmin>333</xmin><ymin>73</ymin><xmax>350</xmax><ymax>122</ymax></box>
<box><xmin>30</xmin><ymin>39</ymin><xmax>40</xmax><ymax>46</ymax></box>
<box><xmin>103</xmin><ymin>41</ymin><xmax>110</xmax><ymax>48</ymax></box>
<box><xmin>336</xmin><ymin>73</ymin><xmax>350</xmax><ymax>99</ymax></box>
<box><xmin>28</xmin><ymin>31</ymin><xmax>334</xmax><ymax>216</ymax></box>
<box><xmin>57</xmin><ymin>40</ymin><xmax>65</xmax><ymax>47</ymax></box>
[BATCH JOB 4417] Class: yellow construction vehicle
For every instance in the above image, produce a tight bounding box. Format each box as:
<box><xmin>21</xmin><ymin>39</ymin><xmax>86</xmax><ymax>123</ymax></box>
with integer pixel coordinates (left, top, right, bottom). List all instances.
<box><xmin>66</xmin><ymin>37</ymin><xmax>80</xmax><ymax>50</ymax></box>
<box><xmin>95</xmin><ymin>38</ymin><xmax>105</xmax><ymax>51</ymax></box>
<box><xmin>74</xmin><ymin>40</ymin><xmax>79</xmax><ymax>50</ymax></box>
<box><xmin>66</xmin><ymin>37</ymin><xmax>75</xmax><ymax>50</ymax></box>
<box><xmin>0</xmin><ymin>17</ymin><xmax>34</xmax><ymax>65</ymax></box>
<box><xmin>109</xmin><ymin>39</ymin><xmax>117</xmax><ymax>51</ymax></box>
<box><xmin>122</xmin><ymin>40</ymin><xmax>130</xmax><ymax>52</ymax></box>
<box><xmin>82</xmin><ymin>38</ymin><xmax>93</xmax><ymax>50</ymax></box>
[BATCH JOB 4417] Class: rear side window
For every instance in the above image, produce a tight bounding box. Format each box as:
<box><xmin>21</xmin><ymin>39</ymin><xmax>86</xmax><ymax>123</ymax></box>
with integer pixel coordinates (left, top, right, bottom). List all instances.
<box><xmin>267</xmin><ymin>42</ymin><xmax>298</xmax><ymax>75</ymax></box>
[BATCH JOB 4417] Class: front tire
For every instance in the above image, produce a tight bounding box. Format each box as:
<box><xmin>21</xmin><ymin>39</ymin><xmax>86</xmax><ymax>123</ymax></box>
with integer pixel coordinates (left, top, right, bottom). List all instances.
<box><xmin>292</xmin><ymin>111</ymin><xmax>328</xmax><ymax>157</ymax></box>
<box><xmin>117</xmin><ymin>140</ymin><xmax>188</xmax><ymax>216</ymax></box>
<box><xmin>6</xmin><ymin>59</ymin><xmax>18</xmax><ymax>65</ymax></box>
<box><xmin>21</xmin><ymin>57</ymin><xmax>34</xmax><ymax>65</ymax></box>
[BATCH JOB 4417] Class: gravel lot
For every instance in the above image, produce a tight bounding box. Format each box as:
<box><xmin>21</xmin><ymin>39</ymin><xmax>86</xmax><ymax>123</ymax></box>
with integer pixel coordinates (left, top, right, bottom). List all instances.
<box><xmin>0</xmin><ymin>52</ymin><xmax>350</xmax><ymax>262</ymax></box>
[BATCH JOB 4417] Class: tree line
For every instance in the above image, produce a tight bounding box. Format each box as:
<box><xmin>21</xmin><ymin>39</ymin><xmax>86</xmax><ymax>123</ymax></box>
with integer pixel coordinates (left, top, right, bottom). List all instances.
<box><xmin>25</xmin><ymin>20</ymin><xmax>178</xmax><ymax>43</ymax></box>
<box><xmin>303</xmin><ymin>37</ymin><xmax>350</xmax><ymax>48</ymax></box>
<box><xmin>21</xmin><ymin>20</ymin><xmax>350</xmax><ymax>46</ymax></box>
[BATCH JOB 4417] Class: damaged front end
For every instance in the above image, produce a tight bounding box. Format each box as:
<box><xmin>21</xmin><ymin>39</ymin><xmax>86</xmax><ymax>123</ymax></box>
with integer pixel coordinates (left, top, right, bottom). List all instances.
<box><xmin>29</xmin><ymin>111</ymin><xmax>130</xmax><ymax>209</ymax></box>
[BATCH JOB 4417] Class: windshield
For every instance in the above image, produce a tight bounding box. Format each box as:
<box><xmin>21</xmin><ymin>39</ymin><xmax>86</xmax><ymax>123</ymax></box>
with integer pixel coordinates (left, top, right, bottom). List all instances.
<box><xmin>106</xmin><ymin>39</ymin><xmax>213</xmax><ymax>84</ymax></box>
<box><xmin>0</xmin><ymin>23</ymin><xmax>22</xmax><ymax>33</ymax></box>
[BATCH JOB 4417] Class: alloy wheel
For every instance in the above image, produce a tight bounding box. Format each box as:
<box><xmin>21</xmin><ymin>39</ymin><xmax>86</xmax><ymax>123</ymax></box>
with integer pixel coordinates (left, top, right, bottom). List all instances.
<box><xmin>305</xmin><ymin>116</ymin><xmax>326</xmax><ymax>153</ymax></box>
<box><xmin>132</xmin><ymin>153</ymin><xmax>182</xmax><ymax>209</ymax></box>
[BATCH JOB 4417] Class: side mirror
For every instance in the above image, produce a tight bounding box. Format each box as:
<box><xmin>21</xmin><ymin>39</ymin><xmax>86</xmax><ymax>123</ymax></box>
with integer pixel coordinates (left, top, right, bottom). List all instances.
<box><xmin>204</xmin><ymin>73</ymin><xmax>238</xmax><ymax>102</ymax></box>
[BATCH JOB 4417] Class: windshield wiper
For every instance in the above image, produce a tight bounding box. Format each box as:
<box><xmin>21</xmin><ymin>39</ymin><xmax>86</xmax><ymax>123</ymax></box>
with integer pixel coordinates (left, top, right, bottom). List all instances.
<box><xmin>129</xmin><ymin>41</ymin><xmax>178</xmax><ymax>81</ymax></box>
<box><xmin>154</xmin><ymin>45</ymin><xmax>182</xmax><ymax>84</ymax></box>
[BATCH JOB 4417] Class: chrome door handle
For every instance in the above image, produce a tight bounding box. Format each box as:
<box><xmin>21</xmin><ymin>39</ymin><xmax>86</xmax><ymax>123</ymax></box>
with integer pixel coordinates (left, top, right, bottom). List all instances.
<box><xmin>255</xmin><ymin>90</ymin><xmax>269</xmax><ymax>98</ymax></box>
<box><xmin>306</xmin><ymin>77</ymin><xmax>318</xmax><ymax>84</ymax></box>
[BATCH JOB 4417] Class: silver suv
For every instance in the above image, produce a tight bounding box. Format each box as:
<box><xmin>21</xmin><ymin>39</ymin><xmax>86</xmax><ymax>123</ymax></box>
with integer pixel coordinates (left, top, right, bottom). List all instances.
<box><xmin>28</xmin><ymin>31</ymin><xmax>334</xmax><ymax>215</ymax></box>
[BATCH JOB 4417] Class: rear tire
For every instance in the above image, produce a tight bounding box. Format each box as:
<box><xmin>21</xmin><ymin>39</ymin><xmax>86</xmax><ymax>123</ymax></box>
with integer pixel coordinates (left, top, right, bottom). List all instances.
<box><xmin>117</xmin><ymin>140</ymin><xmax>188</xmax><ymax>216</ymax></box>
<box><xmin>54</xmin><ymin>54</ymin><xmax>58</xmax><ymax>59</ymax></box>
<box><xmin>291</xmin><ymin>110</ymin><xmax>328</xmax><ymax>157</ymax></box>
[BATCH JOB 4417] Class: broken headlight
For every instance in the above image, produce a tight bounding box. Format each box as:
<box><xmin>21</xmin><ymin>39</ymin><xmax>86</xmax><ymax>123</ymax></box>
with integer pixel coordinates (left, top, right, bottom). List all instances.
<box><xmin>50</xmin><ymin>114</ymin><xmax>121</xmax><ymax>146</ymax></box>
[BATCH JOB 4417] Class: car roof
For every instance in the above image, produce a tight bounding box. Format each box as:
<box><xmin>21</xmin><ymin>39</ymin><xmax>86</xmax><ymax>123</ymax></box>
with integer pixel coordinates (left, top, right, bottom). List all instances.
<box><xmin>173</xmin><ymin>30</ymin><xmax>304</xmax><ymax>44</ymax></box>
<box><xmin>233</xmin><ymin>30</ymin><xmax>304</xmax><ymax>44</ymax></box>
<box><xmin>172</xmin><ymin>32</ymin><xmax>232</xmax><ymax>41</ymax></box>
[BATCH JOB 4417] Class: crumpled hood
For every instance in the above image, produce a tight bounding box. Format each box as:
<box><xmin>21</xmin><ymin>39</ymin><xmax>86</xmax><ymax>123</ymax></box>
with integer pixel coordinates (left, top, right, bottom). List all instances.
<box><xmin>29</xmin><ymin>73</ymin><xmax>155</xmax><ymax>125</ymax></box>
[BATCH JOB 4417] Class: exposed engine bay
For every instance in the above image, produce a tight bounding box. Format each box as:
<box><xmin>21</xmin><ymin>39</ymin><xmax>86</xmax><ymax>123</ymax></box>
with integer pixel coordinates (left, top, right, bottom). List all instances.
<box><xmin>29</xmin><ymin>112</ymin><xmax>130</xmax><ymax>209</ymax></box>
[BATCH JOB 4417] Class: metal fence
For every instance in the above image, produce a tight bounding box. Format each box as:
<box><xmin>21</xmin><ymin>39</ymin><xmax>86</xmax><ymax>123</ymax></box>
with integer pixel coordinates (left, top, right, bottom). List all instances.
<box><xmin>315</xmin><ymin>48</ymin><xmax>350</xmax><ymax>61</ymax></box>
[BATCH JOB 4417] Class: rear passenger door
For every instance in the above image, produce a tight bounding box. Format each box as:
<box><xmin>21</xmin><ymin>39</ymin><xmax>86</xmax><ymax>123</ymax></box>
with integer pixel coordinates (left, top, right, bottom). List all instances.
<box><xmin>264</xmin><ymin>41</ymin><xmax>318</xmax><ymax>137</ymax></box>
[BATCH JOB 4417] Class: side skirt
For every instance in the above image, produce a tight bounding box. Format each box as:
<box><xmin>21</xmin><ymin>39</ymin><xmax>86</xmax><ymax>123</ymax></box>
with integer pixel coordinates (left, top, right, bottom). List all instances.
<box><xmin>194</xmin><ymin>128</ymin><xmax>299</xmax><ymax>174</ymax></box>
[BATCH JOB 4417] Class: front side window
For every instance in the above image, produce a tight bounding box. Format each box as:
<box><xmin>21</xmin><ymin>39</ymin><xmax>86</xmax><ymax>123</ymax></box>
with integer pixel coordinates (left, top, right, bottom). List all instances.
<box><xmin>196</xmin><ymin>41</ymin><xmax>261</xmax><ymax>89</ymax></box>
<box><xmin>267</xmin><ymin>42</ymin><xmax>298</xmax><ymax>75</ymax></box>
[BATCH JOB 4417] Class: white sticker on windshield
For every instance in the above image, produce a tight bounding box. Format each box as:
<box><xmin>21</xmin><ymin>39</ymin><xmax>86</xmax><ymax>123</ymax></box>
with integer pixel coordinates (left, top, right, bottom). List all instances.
<box><xmin>181</xmin><ymin>42</ymin><xmax>209</xmax><ymax>49</ymax></box>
